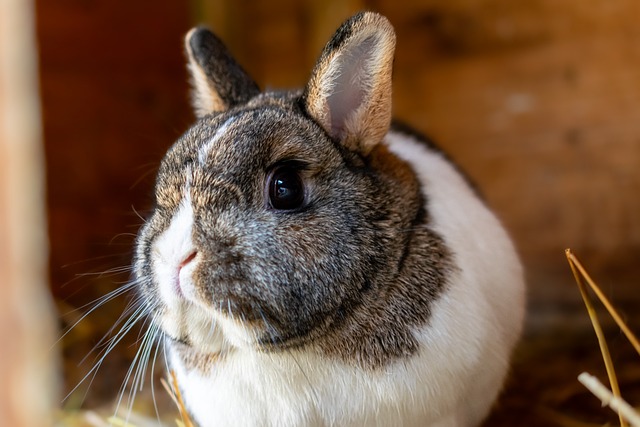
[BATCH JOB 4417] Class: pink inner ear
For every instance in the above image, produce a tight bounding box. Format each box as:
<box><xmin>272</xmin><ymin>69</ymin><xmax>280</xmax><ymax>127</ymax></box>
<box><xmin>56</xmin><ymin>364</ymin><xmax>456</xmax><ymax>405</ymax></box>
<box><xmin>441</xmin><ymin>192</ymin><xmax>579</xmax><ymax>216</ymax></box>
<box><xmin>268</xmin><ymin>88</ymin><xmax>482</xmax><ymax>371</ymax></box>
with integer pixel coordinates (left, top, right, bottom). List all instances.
<box><xmin>326</xmin><ymin>36</ymin><xmax>377</xmax><ymax>140</ymax></box>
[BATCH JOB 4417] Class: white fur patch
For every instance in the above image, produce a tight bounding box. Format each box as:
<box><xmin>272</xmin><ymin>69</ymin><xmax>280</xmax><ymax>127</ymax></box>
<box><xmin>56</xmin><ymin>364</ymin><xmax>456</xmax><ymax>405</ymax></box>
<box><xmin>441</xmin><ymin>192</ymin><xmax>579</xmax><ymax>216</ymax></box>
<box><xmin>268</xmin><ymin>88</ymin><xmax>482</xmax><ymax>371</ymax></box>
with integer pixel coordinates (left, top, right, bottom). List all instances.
<box><xmin>386</xmin><ymin>131</ymin><xmax>526</xmax><ymax>425</ymax></box>
<box><xmin>198</xmin><ymin>116</ymin><xmax>236</xmax><ymax>166</ymax></box>
<box><xmin>152</xmin><ymin>191</ymin><xmax>226</xmax><ymax>353</ymax></box>
<box><xmin>153</xmin><ymin>197</ymin><xmax>195</xmax><ymax>306</ymax></box>
<box><xmin>167</xmin><ymin>131</ymin><xmax>526</xmax><ymax>426</ymax></box>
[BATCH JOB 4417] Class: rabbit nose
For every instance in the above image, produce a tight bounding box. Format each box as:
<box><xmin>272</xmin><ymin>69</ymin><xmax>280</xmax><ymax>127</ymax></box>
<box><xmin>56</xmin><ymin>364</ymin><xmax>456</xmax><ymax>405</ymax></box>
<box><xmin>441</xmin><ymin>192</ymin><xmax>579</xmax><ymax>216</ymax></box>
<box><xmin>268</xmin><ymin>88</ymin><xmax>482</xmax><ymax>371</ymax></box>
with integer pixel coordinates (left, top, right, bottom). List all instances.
<box><xmin>179</xmin><ymin>250</ymin><xmax>198</xmax><ymax>270</ymax></box>
<box><xmin>175</xmin><ymin>250</ymin><xmax>198</xmax><ymax>298</ymax></box>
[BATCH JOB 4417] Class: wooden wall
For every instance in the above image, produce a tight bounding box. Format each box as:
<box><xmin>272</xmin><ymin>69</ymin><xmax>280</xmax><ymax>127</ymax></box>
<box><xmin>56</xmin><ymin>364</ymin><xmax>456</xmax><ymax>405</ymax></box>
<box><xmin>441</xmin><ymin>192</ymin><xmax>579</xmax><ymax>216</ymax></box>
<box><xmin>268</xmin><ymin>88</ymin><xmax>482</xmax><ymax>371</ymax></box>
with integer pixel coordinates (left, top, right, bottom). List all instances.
<box><xmin>36</xmin><ymin>0</ymin><xmax>192</xmax><ymax>400</ymax></box>
<box><xmin>37</xmin><ymin>1</ymin><xmax>192</xmax><ymax>304</ymax></box>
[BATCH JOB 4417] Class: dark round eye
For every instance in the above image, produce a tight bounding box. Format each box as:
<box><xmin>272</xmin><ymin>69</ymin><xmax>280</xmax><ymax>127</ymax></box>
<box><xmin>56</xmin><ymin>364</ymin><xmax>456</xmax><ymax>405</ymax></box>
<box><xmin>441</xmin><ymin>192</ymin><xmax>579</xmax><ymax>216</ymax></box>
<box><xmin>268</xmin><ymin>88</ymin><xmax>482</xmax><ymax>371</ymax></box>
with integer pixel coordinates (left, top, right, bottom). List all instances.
<box><xmin>267</xmin><ymin>166</ymin><xmax>305</xmax><ymax>211</ymax></box>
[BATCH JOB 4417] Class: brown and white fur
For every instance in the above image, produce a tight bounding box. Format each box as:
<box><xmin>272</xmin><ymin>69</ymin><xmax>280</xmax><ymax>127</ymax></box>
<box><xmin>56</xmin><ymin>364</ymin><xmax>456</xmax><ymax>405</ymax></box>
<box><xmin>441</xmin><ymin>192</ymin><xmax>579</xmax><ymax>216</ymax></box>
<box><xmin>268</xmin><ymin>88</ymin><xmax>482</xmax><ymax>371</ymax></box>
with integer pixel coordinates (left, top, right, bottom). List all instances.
<box><xmin>133</xmin><ymin>12</ymin><xmax>525</xmax><ymax>427</ymax></box>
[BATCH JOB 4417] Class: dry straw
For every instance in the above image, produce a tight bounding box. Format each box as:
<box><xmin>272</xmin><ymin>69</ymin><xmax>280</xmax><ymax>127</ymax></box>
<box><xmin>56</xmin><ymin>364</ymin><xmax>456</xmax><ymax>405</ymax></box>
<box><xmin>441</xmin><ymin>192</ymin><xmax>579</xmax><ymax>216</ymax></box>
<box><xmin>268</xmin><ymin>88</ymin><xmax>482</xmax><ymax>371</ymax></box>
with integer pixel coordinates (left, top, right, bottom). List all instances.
<box><xmin>160</xmin><ymin>371</ymin><xmax>196</xmax><ymax>427</ymax></box>
<box><xmin>566</xmin><ymin>249</ymin><xmax>640</xmax><ymax>427</ymax></box>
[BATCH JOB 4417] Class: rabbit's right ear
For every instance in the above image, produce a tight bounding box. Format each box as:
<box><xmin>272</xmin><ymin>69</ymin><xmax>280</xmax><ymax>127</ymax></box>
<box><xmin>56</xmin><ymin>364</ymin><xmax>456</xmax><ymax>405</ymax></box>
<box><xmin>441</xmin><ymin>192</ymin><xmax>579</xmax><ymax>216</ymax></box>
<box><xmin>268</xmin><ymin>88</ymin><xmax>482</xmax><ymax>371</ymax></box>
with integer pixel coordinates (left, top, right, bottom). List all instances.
<box><xmin>185</xmin><ymin>28</ymin><xmax>260</xmax><ymax>117</ymax></box>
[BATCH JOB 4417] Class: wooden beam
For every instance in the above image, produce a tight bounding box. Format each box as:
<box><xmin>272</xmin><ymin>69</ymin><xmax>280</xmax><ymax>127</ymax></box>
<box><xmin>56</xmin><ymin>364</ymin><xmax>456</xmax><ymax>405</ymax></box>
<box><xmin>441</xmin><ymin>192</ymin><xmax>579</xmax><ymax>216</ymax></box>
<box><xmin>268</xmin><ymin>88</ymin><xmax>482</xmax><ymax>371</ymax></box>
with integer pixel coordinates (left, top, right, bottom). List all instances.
<box><xmin>0</xmin><ymin>0</ymin><xmax>58</xmax><ymax>425</ymax></box>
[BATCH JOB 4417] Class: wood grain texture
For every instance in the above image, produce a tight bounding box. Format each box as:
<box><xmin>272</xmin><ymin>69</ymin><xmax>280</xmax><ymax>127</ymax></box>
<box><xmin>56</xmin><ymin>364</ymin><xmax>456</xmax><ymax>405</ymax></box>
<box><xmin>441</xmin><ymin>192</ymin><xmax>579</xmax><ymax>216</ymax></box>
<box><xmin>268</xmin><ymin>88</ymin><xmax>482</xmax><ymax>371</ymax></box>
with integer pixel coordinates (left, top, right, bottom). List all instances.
<box><xmin>37</xmin><ymin>1</ymin><xmax>192</xmax><ymax>299</ymax></box>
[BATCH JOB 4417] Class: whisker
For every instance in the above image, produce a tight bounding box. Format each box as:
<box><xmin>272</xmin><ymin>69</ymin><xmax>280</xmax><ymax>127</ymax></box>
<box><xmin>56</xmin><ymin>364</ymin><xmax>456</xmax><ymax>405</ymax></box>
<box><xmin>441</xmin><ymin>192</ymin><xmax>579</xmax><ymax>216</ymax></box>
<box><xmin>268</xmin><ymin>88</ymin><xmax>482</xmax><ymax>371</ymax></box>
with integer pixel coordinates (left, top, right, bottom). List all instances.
<box><xmin>206</xmin><ymin>315</ymin><xmax>218</xmax><ymax>341</ymax></box>
<box><xmin>113</xmin><ymin>331</ymin><xmax>146</xmax><ymax>423</ymax></box>
<box><xmin>55</xmin><ymin>280</ymin><xmax>138</xmax><ymax>352</ymax></box>
<box><xmin>63</xmin><ymin>302</ymin><xmax>150</xmax><ymax>404</ymax></box>
<box><xmin>288</xmin><ymin>350</ymin><xmax>320</xmax><ymax>411</ymax></box>
<box><xmin>59</xmin><ymin>253</ymin><xmax>133</xmax><ymax>270</ymax></box>
<box><xmin>73</xmin><ymin>265</ymin><xmax>133</xmax><ymax>279</ymax></box>
<box><xmin>130</xmin><ymin>163</ymin><xmax>160</xmax><ymax>191</ymax></box>
<box><xmin>79</xmin><ymin>294</ymin><xmax>147</xmax><ymax>366</ymax></box>
<box><xmin>114</xmin><ymin>310</ymin><xmax>159</xmax><ymax>426</ymax></box>
<box><xmin>162</xmin><ymin>337</ymin><xmax>171</xmax><ymax>380</ymax></box>
<box><xmin>108</xmin><ymin>233</ymin><xmax>139</xmax><ymax>245</ymax></box>
<box><xmin>255</xmin><ymin>305</ymin><xmax>320</xmax><ymax>414</ymax></box>
<box><xmin>150</xmin><ymin>319</ymin><xmax>165</xmax><ymax>426</ymax></box>
<box><xmin>61</xmin><ymin>279</ymin><xmax>135</xmax><ymax>316</ymax></box>
<box><xmin>82</xmin><ymin>300</ymin><xmax>147</xmax><ymax>368</ymax></box>
<box><xmin>220</xmin><ymin>301</ymin><xmax>234</xmax><ymax>350</ymax></box>
<box><xmin>131</xmin><ymin>204</ymin><xmax>149</xmax><ymax>224</ymax></box>
<box><xmin>58</xmin><ymin>254</ymin><xmax>135</xmax><ymax>295</ymax></box>
<box><xmin>137</xmin><ymin>322</ymin><xmax>160</xmax><ymax>392</ymax></box>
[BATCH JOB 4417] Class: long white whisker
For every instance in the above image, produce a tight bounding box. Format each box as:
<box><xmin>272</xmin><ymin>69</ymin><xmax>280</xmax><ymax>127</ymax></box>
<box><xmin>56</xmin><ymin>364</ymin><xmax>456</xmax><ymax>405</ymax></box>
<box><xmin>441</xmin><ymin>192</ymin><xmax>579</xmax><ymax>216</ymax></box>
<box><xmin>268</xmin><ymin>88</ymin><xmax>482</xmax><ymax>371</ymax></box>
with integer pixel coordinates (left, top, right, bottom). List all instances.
<box><xmin>130</xmin><ymin>204</ymin><xmax>149</xmax><ymax>224</ymax></box>
<box><xmin>150</xmin><ymin>318</ymin><xmax>164</xmax><ymax>426</ymax></box>
<box><xmin>55</xmin><ymin>281</ymin><xmax>138</xmax><ymax>349</ymax></box>
<box><xmin>63</xmin><ymin>302</ymin><xmax>150</xmax><ymax>403</ymax></box>
<box><xmin>114</xmin><ymin>310</ymin><xmax>158</xmax><ymax>426</ymax></box>
<box><xmin>79</xmin><ymin>295</ymin><xmax>147</xmax><ymax>366</ymax></box>
<box><xmin>162</xmin><ymin>337</ymin><xmax>171</xmax><ymax>379</ymax></box>
<box><xmin>74</xmin><ymin>265</ymin><xmax>134</xmax><ymax>279</ymax></box>
<box><xmin>136</xmin><ymin>321</ymin><xmax>160</xmax><ymax>392</ymax></box>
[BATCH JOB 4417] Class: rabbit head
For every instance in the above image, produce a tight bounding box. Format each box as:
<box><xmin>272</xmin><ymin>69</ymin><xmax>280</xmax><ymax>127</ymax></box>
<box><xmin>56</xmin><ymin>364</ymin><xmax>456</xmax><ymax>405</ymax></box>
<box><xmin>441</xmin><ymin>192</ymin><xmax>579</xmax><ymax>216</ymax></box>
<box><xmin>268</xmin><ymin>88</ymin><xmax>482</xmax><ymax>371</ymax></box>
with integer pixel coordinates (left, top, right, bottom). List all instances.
<box><xmin>134</xmin><ymin>12</ymin><xmax>450</xmax><ymax>369</ymax></box>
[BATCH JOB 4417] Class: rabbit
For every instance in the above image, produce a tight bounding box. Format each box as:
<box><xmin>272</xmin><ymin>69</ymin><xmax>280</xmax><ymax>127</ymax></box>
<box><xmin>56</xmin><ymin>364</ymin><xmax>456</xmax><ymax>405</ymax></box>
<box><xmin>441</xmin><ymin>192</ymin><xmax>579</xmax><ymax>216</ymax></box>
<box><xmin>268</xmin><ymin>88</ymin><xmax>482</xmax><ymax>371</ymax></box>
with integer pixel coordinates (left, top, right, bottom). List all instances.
<box><xmin>132</xmin><ymin>11</ymin><xmax>526</xmax><ymax>427</ymax></box>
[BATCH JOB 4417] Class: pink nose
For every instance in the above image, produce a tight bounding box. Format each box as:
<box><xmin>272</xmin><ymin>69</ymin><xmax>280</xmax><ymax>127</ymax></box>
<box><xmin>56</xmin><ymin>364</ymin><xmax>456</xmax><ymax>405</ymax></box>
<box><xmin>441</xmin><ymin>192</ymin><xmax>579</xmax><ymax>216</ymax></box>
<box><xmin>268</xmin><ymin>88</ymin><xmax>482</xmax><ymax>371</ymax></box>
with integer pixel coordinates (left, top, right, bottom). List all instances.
<box><xmin>179</xmin><ymin>251</ymin><xmax>198</xmax><ymax>270</ymax></box>
<box><xmin>175</xmin><ymin>251</ymin><xmax>198</xmax><ymax>297</ymax></box>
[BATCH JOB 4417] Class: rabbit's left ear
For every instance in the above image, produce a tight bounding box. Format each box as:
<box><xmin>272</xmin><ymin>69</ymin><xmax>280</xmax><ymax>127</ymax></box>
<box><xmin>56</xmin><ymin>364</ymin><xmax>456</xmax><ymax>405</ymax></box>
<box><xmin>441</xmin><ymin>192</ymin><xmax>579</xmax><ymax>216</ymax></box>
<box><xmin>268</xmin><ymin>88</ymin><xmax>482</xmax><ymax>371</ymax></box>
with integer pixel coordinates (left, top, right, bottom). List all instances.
<box><xmin>185</xmin><ymin>27</ymin><xmax>260</xmax><ymax>117</ymax></box>
<box><xmin>303</xmin><ymin>12</ymin><xmax>396</xmax><ymax>156</ymax></box>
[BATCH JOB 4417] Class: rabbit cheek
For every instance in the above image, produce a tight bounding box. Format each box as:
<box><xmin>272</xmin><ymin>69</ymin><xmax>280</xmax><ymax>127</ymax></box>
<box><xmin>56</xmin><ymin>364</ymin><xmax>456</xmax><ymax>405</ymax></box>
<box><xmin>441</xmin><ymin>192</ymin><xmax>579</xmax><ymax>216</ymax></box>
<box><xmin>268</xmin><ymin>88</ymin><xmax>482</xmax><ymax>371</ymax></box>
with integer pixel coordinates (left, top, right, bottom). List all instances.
<box><xmin>192</xmin><ymin>254</ymin><xmax>321</xmax><ymax>348</ymax></box>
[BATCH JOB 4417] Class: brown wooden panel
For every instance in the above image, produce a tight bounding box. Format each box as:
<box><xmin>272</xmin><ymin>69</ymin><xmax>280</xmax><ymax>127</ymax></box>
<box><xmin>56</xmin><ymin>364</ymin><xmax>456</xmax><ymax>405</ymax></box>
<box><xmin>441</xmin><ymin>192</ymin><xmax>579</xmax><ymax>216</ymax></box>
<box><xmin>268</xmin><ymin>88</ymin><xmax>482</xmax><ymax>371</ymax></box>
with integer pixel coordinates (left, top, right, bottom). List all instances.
<box><xmin>37</xmin><ymin>1</ymin><xmax>192</xmax><ymax>299</ymax></box>
<box><xmin>36</xmin><ymin>0</ymin><xmax>192</xmax><ymax>400</ymax></box>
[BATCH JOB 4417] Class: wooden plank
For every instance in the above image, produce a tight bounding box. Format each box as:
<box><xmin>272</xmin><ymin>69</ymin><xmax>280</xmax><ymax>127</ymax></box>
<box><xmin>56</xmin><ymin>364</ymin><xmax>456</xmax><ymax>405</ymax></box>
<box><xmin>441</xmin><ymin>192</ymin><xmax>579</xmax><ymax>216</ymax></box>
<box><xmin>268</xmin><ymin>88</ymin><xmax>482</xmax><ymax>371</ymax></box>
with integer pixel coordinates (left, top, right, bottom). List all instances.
<box><xmin>0</xmin><ymin>0</ymin><xmax>58</xmax><ymax>425</ymax></box>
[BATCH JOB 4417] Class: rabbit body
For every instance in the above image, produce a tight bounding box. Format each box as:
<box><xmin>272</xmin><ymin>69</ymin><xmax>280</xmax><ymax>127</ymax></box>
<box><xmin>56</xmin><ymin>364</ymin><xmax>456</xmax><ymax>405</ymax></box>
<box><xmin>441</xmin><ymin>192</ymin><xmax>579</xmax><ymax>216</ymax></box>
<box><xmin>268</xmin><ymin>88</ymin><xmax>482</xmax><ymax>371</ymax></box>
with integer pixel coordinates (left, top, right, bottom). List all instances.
<box><xmin>134</xmin><ymin>12</ymin><xmax>525</xmax><ymax>427</ymax></box>
<box><xmin>165</xmin><ymin>130</ymin><xmax>523</xmax><ymax>427</ymax></box>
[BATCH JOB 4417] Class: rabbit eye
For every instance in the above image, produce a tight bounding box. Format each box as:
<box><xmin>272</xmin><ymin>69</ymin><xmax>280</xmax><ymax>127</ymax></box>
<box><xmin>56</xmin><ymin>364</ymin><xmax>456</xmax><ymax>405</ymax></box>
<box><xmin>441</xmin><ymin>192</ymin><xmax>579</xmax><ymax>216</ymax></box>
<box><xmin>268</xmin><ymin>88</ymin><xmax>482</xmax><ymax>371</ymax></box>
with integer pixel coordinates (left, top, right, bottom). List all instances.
<box><xmin>267</xmin><ymin>166</ymin><xmax>305</xmax><ymax>211</ymax></box>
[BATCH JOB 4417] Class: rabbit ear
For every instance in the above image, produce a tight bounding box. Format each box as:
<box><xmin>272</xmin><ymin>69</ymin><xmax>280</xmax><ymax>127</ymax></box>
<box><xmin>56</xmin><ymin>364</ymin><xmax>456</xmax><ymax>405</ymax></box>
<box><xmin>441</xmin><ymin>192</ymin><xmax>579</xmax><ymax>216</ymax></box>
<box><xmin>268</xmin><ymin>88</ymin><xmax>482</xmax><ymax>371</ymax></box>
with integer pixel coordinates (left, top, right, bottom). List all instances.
<box><xmin>185</xmin><ymin>27</ymin><xmax>260</xmax><ymax>117</ymax></box>
<box><xmin>303</xmin><ymin>13</ymin><xmax>396</xmax><ymax>156</ymax></box>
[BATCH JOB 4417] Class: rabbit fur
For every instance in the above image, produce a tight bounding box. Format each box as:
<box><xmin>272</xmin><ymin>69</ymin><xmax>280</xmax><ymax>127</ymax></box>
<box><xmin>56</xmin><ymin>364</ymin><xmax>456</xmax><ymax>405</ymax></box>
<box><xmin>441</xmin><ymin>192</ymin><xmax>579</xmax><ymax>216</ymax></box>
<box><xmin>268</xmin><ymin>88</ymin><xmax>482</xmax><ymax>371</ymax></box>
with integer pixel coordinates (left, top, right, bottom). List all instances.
<box><xmin>133</xmin><ymin>11</ymin><xmax>526</xmax><ymax>427</ymax></box>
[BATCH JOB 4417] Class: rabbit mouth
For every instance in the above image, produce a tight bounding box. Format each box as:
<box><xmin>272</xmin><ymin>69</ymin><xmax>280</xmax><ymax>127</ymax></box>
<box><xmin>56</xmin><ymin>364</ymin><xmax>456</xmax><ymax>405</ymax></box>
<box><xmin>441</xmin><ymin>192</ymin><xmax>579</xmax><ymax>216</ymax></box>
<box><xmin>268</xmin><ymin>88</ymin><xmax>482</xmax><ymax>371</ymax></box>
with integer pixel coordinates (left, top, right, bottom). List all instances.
<box><xmin>208</xmin><ymin>297</ymin><xmax>318</xmax><ymax>351</ymax></box>
<box><xmin>156</xmin><ymin>289</ymin><xmax>324</xmax><ymax>355</ymax></box>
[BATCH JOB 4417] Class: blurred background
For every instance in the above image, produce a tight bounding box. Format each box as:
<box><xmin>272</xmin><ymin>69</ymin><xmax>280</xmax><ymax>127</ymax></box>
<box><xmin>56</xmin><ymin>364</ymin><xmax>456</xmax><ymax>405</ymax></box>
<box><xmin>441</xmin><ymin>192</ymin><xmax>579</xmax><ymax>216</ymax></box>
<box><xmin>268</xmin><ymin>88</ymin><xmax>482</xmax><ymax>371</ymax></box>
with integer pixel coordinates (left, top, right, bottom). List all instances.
<box><xmin>2</xmin><ymin>0</ymin><xmax>639</xmax><ymax>425</ymax></box>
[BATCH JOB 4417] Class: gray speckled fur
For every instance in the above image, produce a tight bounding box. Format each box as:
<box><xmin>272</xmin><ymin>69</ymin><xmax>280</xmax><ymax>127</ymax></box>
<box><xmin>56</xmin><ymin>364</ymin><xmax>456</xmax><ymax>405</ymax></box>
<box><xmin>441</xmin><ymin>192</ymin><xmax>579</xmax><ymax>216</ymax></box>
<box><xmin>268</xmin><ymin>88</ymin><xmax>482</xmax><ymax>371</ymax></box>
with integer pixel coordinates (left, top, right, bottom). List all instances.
<box><xmin>134</xmin><ymin>12</ymin><xmax>452</xmax><ymax>369</ymax></box>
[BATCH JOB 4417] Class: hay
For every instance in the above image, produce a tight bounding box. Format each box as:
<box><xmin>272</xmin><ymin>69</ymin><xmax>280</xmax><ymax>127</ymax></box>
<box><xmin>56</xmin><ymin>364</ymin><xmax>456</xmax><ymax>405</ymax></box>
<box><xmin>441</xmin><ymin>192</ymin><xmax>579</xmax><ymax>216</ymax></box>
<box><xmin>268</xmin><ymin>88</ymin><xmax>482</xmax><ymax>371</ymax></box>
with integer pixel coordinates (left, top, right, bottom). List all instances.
<box><xmin>566</xmin><ymin>250</ymin><xmax>640</xmax><ymax>427</ymax></box>
<box><xmin>578</xmin><ymin>373</ymin><xmax>640</xmax><ymax>427</ymax></box>
<box><xmin>55</xmin><ymin>370</ymin><xmax>195</xmax><ymax>427</ymax></box>
<box><xmin>160</xmin><ymin>371</ymin><xmax>196</xmax><ymax>427</ymax></box>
